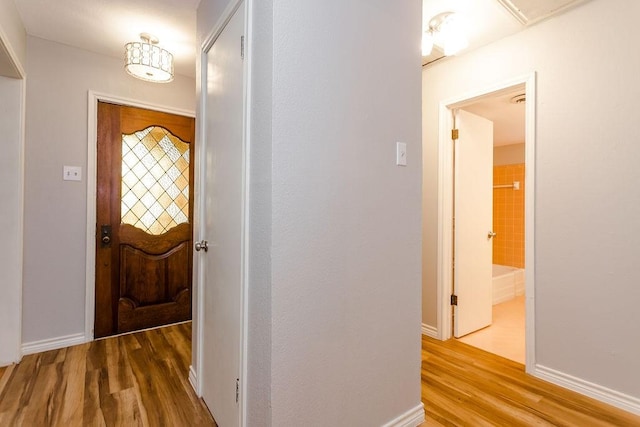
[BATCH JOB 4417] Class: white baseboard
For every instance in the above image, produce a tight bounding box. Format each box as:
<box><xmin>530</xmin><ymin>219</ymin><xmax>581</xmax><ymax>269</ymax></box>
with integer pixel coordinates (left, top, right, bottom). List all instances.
<box><xmin>21</xmin><ymin>333</ymin><xmax>87</xmax><ymax>355</ymax></box>
<box><xmin>421</xmin><ymin>323</ymin><xmax>438</xmax><ymax>339</ymax></box>
<box><xmin>189</xmin><ymin>365</ymin><xmax>199</xmax><ymax>395</ymax></box>
<box><xmin>382</xmin><ymin>403</ymin><xmax>425</xmax><ymax>427</ymax></box>
<box><xmin>534</xmin><ymin>364</ymin><xmax>640</xmax><ymax>416</ymax></box>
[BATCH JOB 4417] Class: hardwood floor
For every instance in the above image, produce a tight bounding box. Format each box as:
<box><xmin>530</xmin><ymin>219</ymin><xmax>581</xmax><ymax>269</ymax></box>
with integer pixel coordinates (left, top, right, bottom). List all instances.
<box><xmin>0</xmin><ymin>322</ymin><xmax>215</xmax><ymax>426</ymax></box>
<box><xmin>3</xmin><ymin>324</ymin><xmax>639</xmax><ymax>426</ymax></box>
<box><xmin>421</xmin><ymin>335</ymin><xmax>640</xmax><ymax>426</ymax></box>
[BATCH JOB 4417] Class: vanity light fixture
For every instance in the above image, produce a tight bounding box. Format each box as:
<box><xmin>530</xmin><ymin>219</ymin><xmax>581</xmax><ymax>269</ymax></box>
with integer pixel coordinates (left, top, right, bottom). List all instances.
<box><xmin>124</xmin><ymin>33</ymin><xmax>174</xmax><ymax>83</ymax></box>
<box><xmin>422</xmin><ymin>12</ymin><xmax>469</xmax><ymax>57</ymax></box>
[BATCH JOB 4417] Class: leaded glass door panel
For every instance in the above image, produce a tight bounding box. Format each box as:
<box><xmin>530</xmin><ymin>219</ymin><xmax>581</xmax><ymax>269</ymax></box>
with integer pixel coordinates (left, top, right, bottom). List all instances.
<box><xmin>95</xmin><ymin>102</ymin><xmax>195</xmax><ymax>338</ymax></box>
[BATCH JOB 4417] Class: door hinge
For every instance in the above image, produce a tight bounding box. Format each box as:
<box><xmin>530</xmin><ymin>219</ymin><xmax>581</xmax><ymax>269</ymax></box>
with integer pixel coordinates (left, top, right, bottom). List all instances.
<box><xmin>451</xmin><ymin>129</ymin><xmax>459</xmax><ymax>140</ymax></box>
<box><xmin>241</xmin><ymin>36</ymin><xmax>245</xmax><ymax>60</ymax></box>
<box><xmin>235</xmin><ymin>378</ymin><xmax>239</xmax><ymax>403</ymax></box>
<box><xmin>450</xmin><ymin>294</ymin><xmax>458</xmax><ymax>306</ymax></box>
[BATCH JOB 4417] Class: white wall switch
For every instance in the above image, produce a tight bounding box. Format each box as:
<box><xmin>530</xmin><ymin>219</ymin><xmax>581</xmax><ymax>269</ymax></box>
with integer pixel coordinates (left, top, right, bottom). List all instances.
<box><xmin>396</xmin><ymin>142</ymin><xmax>407</xmax><ymax>166</ymax></box>
<box><xmin>63</xmin><ymin>166</ymin><xmax>82</xmax><ymax>181</ymax></box>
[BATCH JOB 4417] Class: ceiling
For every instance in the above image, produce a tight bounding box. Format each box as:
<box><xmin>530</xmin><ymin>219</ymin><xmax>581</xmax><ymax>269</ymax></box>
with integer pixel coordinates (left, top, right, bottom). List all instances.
<box><xmin>462</xmin><ymin>87</ymin><xmax>526</xmax><ymax>147</ymax></box>
<box><xmin>0</xmin><ymin>37</ymin><xmax>21</xmax><ymax>78</ymax></box>
<box><xmin>422</xmin><ymin>0</ymin><xmax>588</xmax><ymax>65</ymax></box>
<box><xmin>13</xmin><ymin>0</ymin><xmax>200</xmax><ymax>78</ymax></box>
<box><xmin>12</xmin><ymin>0</ymin><xmax>588</xmax><ymax>83</ymax></box>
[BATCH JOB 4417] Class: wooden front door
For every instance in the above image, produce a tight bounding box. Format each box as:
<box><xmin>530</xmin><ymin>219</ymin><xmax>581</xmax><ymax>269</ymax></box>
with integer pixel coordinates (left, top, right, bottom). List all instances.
<box><xmin>95</xmin><ymin>102</ymin><xmax>195</xmax><ymax>338</ymax></box>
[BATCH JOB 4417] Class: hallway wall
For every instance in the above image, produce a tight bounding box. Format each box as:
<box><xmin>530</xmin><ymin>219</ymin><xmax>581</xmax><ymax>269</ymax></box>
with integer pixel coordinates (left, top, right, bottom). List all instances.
<box><xmin>270</xmin><ymin>1</ymin><xmax>423</xmax><ymax>424</ymax></box>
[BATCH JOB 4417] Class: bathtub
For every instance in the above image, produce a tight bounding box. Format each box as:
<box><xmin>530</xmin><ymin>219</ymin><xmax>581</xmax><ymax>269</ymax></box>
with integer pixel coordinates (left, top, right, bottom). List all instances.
<box><xmin>492</xmin><ymin>264</ymin><xmax>525</xmax><ymax>305</ymax></box>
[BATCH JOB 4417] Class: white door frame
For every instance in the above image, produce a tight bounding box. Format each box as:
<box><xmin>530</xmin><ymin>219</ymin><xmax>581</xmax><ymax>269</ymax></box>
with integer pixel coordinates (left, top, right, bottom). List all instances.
<box><xmin>436</xmin><ymin>72</ymin><xmax>537</xmax><ymax>373</ymax></box>
<box><xmin>193</xmin><ymin>0</ymin><xmax>251</xmax><ymax>425</ymax></box>
<box><xmin>84</xmin><ymin>92</ymin><xmax>195</xmax><ymax>341</ymax></box>
<box><xmin>0</xmin><ymin>32</ymin><xmax>26</xmax><ymax>365</ymax></box>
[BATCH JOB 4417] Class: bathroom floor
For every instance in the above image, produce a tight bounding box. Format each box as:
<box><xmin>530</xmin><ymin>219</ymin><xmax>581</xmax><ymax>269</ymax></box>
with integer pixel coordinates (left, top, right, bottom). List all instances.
<box><xmin>456</xmin><ymin>296</ymin><xmax>525</xmax><ymax>364</ymax></box>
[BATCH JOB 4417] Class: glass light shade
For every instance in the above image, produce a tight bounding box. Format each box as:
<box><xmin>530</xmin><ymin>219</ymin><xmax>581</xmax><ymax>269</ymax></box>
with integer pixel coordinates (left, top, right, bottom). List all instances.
<box><xmin>443</xmin><ymin>34</ymin><xmax>469</xmax><ymax>56</ymax></box>
<box><xmin>125</xmin><ymin>41</ymin><xmax>174</xmax><ymax>83</ymax></box>
<box><xmin>422</xmin><ymin>31</ymin><xmax>434</xmax><ymax>56</ymax></box>
<box><xmin>439</xmin><ymin>15</ymin><xmax>469</xmax><ymax>56</ymax></box>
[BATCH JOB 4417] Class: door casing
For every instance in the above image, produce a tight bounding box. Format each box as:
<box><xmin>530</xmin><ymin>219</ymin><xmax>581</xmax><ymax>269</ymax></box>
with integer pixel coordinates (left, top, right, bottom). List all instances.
<box><xmin>85</xmin><ymin>92</ymin><xmax>195</xmax><ymax>341</ymax></box>
<box><xmin>435</xmin><ymin>72</ymin><xmax>537</xmax><ymax>373</ymax></box>
<box><xmin>0</xmin><ymin>44</ymin><xmax>26</xmax><ymax>365</ymax></box>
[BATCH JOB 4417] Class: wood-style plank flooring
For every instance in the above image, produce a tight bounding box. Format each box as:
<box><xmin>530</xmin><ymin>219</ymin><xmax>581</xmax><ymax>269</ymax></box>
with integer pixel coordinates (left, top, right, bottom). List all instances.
<box><xmin>0</xmin><ymin>322</ymin><xmax>216</xmax><ymax>426</ymax></box>
<box><xmin>421</xmin><ymin>335</ymin><xmax>640</xmax><ymax>426</ymax></box>
<box><xmin>3</xmin><ymin>324</ymin><xmax>640</xmax><ymax>426</ymax></box>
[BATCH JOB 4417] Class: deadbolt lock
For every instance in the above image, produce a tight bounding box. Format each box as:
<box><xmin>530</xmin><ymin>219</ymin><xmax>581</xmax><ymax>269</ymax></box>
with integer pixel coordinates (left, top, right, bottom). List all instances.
<box><xmin>100</xmin><ymin>225</ymin><xmax>112</xmax><ymax>247</ymax></box>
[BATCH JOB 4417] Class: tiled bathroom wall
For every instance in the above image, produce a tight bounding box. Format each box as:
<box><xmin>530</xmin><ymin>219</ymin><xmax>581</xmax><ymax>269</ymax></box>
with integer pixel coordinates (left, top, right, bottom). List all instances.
<box><xmin>493</xmin><ymin>163</ymin><xmax>525</xmax><ymax>268</ymax></box>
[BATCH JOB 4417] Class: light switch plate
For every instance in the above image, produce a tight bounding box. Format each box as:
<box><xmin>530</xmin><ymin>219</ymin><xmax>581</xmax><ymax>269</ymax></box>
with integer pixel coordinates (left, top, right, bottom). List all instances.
<box><xmin>396</xmin><ymin>142</ymin><xmax>407</xmax><ymax>166</ymax></box>
<box><xmin>63</xmin><ymin>166</ymin><xmax>82</xmax><ymax>181</ymax></box>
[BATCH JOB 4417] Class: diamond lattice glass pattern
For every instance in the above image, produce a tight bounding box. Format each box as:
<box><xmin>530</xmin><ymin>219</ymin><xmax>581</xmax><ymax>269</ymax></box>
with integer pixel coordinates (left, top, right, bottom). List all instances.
<box><xmin>121</xmin><ymin>126</ymin><xmax>190</xmax><ymax>235</ymax></box>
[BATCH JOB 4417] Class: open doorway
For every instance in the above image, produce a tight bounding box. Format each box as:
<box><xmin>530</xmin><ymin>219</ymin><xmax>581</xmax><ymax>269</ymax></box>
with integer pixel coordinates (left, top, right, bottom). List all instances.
<box><xmin>453</xmin><ymin>86</ymin><xmax>527</xmax><ymax>364</ymax></box>
<box><xmin>435</xmin><ymin>73</ymin><xmax>536</xmax><ymax>371</ymax></box>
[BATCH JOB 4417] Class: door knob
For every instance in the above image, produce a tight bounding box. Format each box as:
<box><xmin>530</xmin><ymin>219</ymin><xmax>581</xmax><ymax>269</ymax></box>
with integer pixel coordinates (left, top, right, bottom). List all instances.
<box><xmin>195</xmin><ymin>240</ymin><xmax>208</xmax><ymax>252</ymax></box>
<box><xmin>487</xmin><ymin>231</ymin><xmax>497</xmax><ymax>239</ymax></box>
<box><xmin>102</xmin><ymin>235</ymin><xmax>111</xmax><ymax>245</ymax></box>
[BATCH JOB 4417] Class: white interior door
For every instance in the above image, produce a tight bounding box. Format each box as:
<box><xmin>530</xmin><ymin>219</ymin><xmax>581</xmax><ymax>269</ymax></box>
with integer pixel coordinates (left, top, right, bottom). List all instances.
<box><xmin>454</xmin><ymin>109</ymin><xmax>494</xmax><ymax>338</ymax></box>
<box><xmin>200</xmin><ymin>2</ymin><xmax>245</xmax><ymax>425</ymax></box>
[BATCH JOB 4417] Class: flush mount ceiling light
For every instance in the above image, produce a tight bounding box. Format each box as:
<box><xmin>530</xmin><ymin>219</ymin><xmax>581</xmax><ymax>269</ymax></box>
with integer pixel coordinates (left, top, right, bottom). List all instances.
<box><xmin>124</xmin><ymin>33</ymin><xmax>174</xmax><ymax>83</ymax></box>
<box><xmin>422</xmin><ymin>12</ymin><xmax>469</xmax><ymax>57</ymax></box>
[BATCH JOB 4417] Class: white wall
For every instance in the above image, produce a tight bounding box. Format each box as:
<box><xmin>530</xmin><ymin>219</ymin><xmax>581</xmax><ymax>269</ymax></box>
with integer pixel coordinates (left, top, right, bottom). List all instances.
<box><xmin>245</xmin><ymin>1</ymin><xmax>273</xmax><ymax>425</ymax></box>
<box><xmin>198</xmin><ymin>0</ymin><xmax>423</xmax><ymax>425</ymax></box>
<box><xmin>423</xmin><ymin>0</ymin><xmax>640</xmax><ymax>404</ymax></box>
<box><xmin>494</xmin><ymin>143</ymin><xmax>525</xmax><ymax>166</ymax></box>
<box><xmin>22</xmin><ymin>36</ymin><xmax>195</xmax><ymax>344</ymax></box>
<box><xmin>270</xmin><ymin>1</ymin><xmax>423</xmax><ymax>425</ymax></box>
